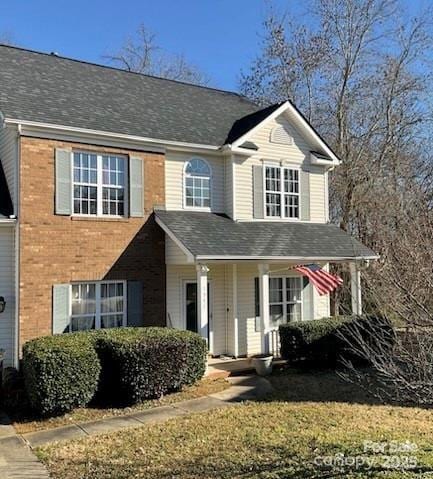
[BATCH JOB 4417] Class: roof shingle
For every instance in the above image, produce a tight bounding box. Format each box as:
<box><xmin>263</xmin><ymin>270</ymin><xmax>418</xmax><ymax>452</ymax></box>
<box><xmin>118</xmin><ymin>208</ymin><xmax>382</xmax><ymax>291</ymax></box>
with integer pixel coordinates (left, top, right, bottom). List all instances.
<box><xmin>0</xmin><ymin>45</ymin><xmax>261</xmax><ymax>146</ymax></box>
<box><xmin>155</xmin><ymin>210</ymin><xmax>378</xmax><ymax>260</ymax></box>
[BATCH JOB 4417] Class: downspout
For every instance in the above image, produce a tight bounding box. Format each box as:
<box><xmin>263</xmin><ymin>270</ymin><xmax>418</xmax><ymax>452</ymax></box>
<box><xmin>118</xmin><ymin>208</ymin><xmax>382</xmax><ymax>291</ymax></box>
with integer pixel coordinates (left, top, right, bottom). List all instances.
<box><xmin>13</xmin><ymin>123</ymin><xmax>21</xmax><ymax>368</ymax></box>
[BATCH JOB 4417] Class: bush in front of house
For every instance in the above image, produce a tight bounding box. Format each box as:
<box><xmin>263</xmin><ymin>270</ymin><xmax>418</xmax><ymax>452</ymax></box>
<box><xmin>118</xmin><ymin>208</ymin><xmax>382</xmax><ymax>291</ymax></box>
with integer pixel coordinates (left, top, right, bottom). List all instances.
<box><xmin>22</xmin><ymin>333</ymin><xmax>101</xmax><ymax>416</ymax></box>
<box><xmin>279</xmin><ymin>315</ymin><xmax>395</xmax><ymax>366</ymax></box>
<box><xmin>94</xmin><ymin>327</ymin><xmax>208</xmax><ymax>404</ymax></box>
<box><xmin>22</xmin><ymin>327</ymin><xmax>207</xmax><ymax>414</ymax></box>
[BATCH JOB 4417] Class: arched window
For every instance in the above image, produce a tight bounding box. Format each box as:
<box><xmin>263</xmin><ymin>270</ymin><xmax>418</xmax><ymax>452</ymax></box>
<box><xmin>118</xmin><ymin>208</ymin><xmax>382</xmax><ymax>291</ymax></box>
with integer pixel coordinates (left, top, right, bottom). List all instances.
<box><xmin>184</xmin><ymin>158</ymin><xmax>211</xmax><ymax>208</ymax></box>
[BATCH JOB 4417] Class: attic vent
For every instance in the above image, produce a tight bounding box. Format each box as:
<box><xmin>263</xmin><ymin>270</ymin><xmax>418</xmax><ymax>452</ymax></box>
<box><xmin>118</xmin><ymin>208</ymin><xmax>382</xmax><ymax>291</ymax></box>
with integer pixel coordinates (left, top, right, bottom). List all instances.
<box><xmin>270</xmin><ymin>125</ymin><xmax>293</xmax><ymax>145</ymax></box>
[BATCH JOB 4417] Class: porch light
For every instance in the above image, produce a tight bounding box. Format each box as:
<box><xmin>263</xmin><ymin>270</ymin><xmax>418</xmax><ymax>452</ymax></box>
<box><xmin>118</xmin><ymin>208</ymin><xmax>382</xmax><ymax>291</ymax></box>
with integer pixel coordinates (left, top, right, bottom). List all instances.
<box><xmin>0</xmin><ymin>297</ymin><xmax>6</xmax><ymax>314</ymax></box>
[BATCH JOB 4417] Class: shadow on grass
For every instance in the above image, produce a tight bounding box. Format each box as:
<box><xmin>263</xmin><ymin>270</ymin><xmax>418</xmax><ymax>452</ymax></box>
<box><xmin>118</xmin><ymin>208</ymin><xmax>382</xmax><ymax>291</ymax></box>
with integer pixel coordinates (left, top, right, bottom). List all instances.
<box><xmin>267</xmin><ymin>366</ymin><xmax>390</xmax><ymax>406</ymax></box>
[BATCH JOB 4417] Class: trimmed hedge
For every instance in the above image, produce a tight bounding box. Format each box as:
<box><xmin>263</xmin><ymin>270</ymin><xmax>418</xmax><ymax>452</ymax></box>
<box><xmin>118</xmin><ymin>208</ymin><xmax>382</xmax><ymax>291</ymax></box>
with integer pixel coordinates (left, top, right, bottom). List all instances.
<box><xmin>22</xmin><ymin>333</ymin><xmax>100</xmax><ymax>416</ymax></box>
<box><xmin>22</xmin><ymin>327</ymin><xmax>208</xmax><ymax>415</ymax></box>
<box><xmin>94</xmin><ymin>328</ymin><xmax>207</xmax><ymax>404</ymax></box>
<box><xmin>279</xmin><ymin>315</ymin><xmax>395</xmax><ymax>366</ymax></box>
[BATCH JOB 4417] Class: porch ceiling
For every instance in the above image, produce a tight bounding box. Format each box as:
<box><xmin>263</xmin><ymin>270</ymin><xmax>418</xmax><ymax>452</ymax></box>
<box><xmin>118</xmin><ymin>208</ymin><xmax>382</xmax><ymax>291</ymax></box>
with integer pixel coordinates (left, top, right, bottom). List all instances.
<box><xmin>155</xmin><ymin>210</ymin><xmax>378</xmax><ymax>262</ymax></box>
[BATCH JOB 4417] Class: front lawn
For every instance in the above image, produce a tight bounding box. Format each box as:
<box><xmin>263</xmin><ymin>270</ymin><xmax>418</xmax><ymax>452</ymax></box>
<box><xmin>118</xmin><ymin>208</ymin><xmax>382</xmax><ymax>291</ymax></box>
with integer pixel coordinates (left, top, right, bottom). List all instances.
<box><xmin>37</xmin><ymin>370</ymin><xmax>433</xmax><ymax>478</ymax></box>
<box><xmin>10</xmin><ymin>378</ymin><xmax>229</xmax><ymax>434</ymax></box>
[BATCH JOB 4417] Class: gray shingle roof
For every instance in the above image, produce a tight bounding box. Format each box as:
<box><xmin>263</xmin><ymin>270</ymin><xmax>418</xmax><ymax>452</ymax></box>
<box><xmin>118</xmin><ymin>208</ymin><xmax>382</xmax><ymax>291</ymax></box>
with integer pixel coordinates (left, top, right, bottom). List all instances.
<box><xmin>155</xmin><ymin>210</ymin><xmax>377</xmax><ymax>260</ymax></box>
<box><xmin>0</xmin><ymin>45</ymin><xmax>262</xmax><ymax>146</ymax></box>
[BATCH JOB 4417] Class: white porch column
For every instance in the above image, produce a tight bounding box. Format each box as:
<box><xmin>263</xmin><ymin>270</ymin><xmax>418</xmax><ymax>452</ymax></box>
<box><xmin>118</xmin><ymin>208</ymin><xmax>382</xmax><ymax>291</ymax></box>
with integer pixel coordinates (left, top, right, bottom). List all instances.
<box><xmin>196</xmin><ymin>263</ymin><xmax>210</xmax><ymax>348</ymax></box>
<box><xmin>232</xmin><ymin>264</ymin><xmax>239</xmax><ymax>358</ymax></box>
<box><xmin>349</xmin><ymin>262</ymin><xmax>362</xmax><ymax>315</ymax></box>
<box><xmin>258</xmin><ymin>263</ymin><xmax>270</xmax><ymax>354</ymax></box>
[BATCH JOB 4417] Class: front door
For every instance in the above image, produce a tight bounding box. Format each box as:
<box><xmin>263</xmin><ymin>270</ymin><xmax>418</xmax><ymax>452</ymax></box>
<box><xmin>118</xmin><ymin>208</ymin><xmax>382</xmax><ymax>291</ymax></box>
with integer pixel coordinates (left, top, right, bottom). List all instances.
<box><xmin>184</xmin><ymin>282</ymin><xmax>212</xmax><ymax>340</ymax></box>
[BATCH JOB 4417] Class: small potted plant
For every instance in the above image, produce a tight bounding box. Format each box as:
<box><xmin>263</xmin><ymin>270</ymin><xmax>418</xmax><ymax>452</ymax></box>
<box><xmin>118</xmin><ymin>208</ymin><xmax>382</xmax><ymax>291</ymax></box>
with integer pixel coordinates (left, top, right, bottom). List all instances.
<box><xmin>251</xmin><ymin>353</ymin><xmax>273</xmax><ymax>376</ymax></box>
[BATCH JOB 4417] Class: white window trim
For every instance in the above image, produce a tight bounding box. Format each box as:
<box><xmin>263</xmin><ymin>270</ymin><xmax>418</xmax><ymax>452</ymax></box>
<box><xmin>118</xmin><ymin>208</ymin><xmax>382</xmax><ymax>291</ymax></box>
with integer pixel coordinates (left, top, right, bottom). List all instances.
<box><xmin>183</xmin><ymin>157</ymin><xmax>212</xmax><ymax>211</ymax></box>
<box><xmin>71</xmin><ymin>151</ymin><xmax>129</xmax><ymax>218</ymax></box>
<box><xmin>69</xmin><ymin>280</ymin><xmax>127</xmax><ymax>331</ymax></box>
<box><xmin>263</xmin><ymin>163</ymin><xmax>301</xmax><ymax>221</ymax></box>
<box><xmin>268</xmin><ymin>275</ymin><xmax>303</xmax><ymax>329</ymax></box>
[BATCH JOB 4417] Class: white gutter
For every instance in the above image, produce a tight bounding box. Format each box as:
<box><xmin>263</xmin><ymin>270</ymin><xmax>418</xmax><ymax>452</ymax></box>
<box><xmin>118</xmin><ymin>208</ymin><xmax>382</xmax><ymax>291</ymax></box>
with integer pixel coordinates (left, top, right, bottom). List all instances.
<box><xmin>4</xmin><ymin>118</ymin><xmax>222</xmax><ymax>154</ymax></box>
<box><xmin>195</xmin><ymin>255</ymin><xmax>379</xmax><ymax>262</ymax></box>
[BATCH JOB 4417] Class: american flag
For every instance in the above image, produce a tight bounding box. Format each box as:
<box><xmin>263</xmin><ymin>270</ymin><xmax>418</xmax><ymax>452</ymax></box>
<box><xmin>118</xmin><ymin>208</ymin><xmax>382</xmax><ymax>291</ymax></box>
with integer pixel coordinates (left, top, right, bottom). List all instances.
<box><xmin>294</xmin><ymin>264</ymin><xmax>343</xmax><ymax>296</ymax></box>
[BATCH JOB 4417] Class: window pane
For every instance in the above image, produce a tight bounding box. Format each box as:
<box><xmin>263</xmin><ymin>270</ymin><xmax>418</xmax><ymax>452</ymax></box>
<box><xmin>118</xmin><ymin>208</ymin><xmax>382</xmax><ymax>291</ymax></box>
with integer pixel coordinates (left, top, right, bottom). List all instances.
<box><xmin>287</xmin><ymin>278</ymin><xmax>302</xmax><ymax>302</ymax></box>
<box><xmin>71</xmin><ymin>284</ymin><xmax>96</xmax><ymax>315</ymax></box>
<box><xmin>284</xmin><ymin>194</ymin><xmax>299</xmax><ymax>218</ymax></box>
<box><xmin>101</xmin><ymin>314</ymin><xmax>123</xmax><ymax>329</ymax></box>
<box><xmin>266</xmin><ymin>193</ymin><xmax>281</xmax><ymax>217</ymax></box>
<box><xmin>269</xmin><ymin>278</ymin><xmax>283</xmax><ymax>303</ymax></box>
<box><xmin>269</xmin><ymin>304</ymin><xmax>284</xmax><ymax>327</ymax></box>
<box><xmin>265</xmin><ymin>167</ymin><xmax>280</xmax><ymax>192</ymax></box>
<box><xmin>101</xmin><ymin>282</ymin><xmax>124</xmax><ymax>314</ymax></box>
<box><xmin>287</xmin><ymin>303</ymin><xmax>302</xmax><ymax>322</ymax></box>
<box><xmin>71</xmin><ymin>316</ymin><xmax>95</xmax><ymax>332</ymax></box>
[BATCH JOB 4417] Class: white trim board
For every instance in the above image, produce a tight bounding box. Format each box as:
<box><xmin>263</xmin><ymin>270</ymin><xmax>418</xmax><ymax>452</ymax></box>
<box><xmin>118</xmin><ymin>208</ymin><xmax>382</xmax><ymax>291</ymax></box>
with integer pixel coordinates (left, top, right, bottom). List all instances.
<box><xmin>229</xmin><ymin>101</ymin><xmax>341</xmax><ymax>166</ymax></box>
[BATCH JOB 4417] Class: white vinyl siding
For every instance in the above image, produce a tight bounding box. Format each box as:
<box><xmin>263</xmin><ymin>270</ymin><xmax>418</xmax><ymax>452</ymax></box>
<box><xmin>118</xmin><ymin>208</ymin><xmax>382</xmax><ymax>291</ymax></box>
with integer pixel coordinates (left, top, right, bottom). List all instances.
<box><xmin>165</xmin><ymin>261</ymin><xmax>331</xmax><ymax>358</ymax></box>
<box><xmin>233</xmin><ymin>113</ymin><xmax>327</xmax><ymax>223</ymax></box>
<box><xmin>166</xmin><ymin>264</ymin><xmax>227</xmax><ymax>355</ymax></box>
<box><xmin>165</xmin><ymin>150</ymin><xmax>225</xmax><ymax>213</ymax></box>
<box><xmin>0</xmin><ymin>125</ymin><xmax>18</xmax><ymax>210</ymax></box>
<box><xmin>165</xmin><ymin>236</ymin><xmax>190</xmax><ymax>264</ymax></box>
<box><xmin>0</xmin><ymin>226</ymin><xmax>16</xmax><ymax>366</ymax></box>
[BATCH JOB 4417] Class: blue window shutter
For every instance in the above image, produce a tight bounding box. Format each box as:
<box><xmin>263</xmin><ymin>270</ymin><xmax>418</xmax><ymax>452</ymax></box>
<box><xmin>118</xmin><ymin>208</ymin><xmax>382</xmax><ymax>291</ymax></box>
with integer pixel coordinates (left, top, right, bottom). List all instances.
<box><xmin>300</xmin><ymin>169</ymin><xmax>310</xmax><ymax>221</ymax></box>
<box><xmin>253</xmin><ymin>165</ymin><xmax>264</xmax><ymax>219</ymax></box>
<box><xmin>127</xmin><ymin>280</ymin><xmax>144</xmax><ymax>326</ymax></box>
<box><xmin>129</xmin><ymin>157</ymin><xmax>144</xmax><ymax>217</ymax></box>
<box><xmin>302</xmin><ymin>277</ymin><xmax>314</xmax><ymax>320</ymax></box>
<box><xmin>55</xmin><ymin>149</ymin><xmax>72</xmax><ymax>215</ymax></box>
<box><xmin>52</xmin><ymin>284</ymin><xmax>70</xmax><ymax>334</ymax></box>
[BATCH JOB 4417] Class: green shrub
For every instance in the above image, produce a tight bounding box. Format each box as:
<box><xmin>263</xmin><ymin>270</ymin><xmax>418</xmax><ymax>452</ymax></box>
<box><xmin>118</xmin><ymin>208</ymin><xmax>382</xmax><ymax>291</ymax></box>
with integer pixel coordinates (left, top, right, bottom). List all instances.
<box><xmin>94</xmin><ymin>328</ymin><xmax>207</xmax><ymax>404</ymax></box>
<box><xmin>22</xmin><ymin>327</ymin><xmax>207</xmax><ymax>414</ymax></box>
<box><xmin>279</xmin><ymin>315</ymin><xmax>395</xmax><ymax>366</ymax></box>
<box><xmin>22</xmin><ymin>333</ymin><xmax>100</xmax><ymax>416</ymax></box>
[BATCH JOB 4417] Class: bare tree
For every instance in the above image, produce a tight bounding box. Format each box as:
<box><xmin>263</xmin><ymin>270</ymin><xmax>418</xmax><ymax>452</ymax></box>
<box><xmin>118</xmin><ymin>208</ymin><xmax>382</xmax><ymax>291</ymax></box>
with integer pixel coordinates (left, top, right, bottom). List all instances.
<box><xmin>242</xmin><ymin>0</ymin><xmax>433</xmax><ymax>404</ymax></box>
<box><xmin>104</xmin><ymin>24</ymin><xmax>210</xmax><ymax>86</ymax></box>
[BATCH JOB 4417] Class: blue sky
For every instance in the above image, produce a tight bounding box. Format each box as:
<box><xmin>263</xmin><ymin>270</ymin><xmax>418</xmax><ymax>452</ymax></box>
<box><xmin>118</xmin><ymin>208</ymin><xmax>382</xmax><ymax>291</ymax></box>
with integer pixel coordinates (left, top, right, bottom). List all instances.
<box><xmin>0</xmin><ymin>0</ymin><xmax>427</xmax><ymax>92</ymax></box>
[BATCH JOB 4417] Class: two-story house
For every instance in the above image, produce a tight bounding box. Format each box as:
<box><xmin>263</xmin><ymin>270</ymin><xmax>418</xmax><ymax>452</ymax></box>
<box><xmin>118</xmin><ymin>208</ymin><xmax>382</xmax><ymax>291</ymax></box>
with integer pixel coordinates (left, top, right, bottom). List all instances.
<box><xmin>0</xmin><ymin>45</ymin><xmax>376</xmax><ymax>368</ymax></box>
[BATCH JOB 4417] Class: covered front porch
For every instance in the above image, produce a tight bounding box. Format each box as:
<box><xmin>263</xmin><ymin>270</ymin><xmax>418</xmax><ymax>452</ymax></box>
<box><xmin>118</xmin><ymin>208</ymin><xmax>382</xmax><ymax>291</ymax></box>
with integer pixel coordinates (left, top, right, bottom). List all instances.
<box><xmin>155</xmin><ymin>209</ymin><xmax>377</xmax><ymax>357</ymax></box>
<box><xmin>165</xmin><ymin>260</ymin><xmax>364</xmax><ymax>358</ymax></box>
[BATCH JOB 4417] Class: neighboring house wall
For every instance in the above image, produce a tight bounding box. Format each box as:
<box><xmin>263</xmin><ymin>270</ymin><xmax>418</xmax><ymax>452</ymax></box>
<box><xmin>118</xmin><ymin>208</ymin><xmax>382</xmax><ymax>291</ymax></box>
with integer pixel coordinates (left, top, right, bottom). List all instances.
<box><xmin>233</xmin><ymin>113</ymin><xmax>328</xmax><ymax>222</ymax></box>
<box><xmin>165</xmin><ymin>150</ymin><xmax>225</xmax><ymax>213</ymax></box>
<box><xmin>0</xmin><ymin>125</ymin><xmax>18</xmax><ymax>211</ymax></box>
<box><xmin>18</xmin><ymin>136</ymin><xmax>166</xmax><ymax>349</ymax></box>
<box><xmin>0</xmin><ymin>225</ymin><xmax>15</xmax><ymax>366</ymax></box>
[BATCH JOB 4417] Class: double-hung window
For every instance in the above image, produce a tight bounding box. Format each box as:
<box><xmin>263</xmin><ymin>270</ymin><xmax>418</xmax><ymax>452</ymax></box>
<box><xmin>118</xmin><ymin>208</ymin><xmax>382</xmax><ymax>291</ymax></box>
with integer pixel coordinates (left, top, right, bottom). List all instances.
<box><xmin>70</xmin><ymin>281</ymin><xmax>126</xmax><ymax>332</ymax></box>
<box><xmin>73</xmin><ymin>152</ymin><xmax>126</xmax><ymax>216</ymax></box>
<box><xmin>269</xmin><ymin>277</ymin><xmax>302</xmax><ymax>328</ymax></box>
<box><xmin>265</xmin><ymin>166</ymin><xmax>300</xmax><ymax>219</ymax></box>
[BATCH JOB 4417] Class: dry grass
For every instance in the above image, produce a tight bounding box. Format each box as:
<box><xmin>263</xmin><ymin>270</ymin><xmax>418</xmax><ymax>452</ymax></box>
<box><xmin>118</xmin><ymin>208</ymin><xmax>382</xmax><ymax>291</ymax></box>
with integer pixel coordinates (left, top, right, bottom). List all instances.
<box><xmin>37</xmin><ymin>370</ymin><xmax>433</xmax><ymax>478</ymax></box>
<box><xmin>12</xmin><ymin>378</ymin><xmax>229</xmax><ymax>435</ymax></box>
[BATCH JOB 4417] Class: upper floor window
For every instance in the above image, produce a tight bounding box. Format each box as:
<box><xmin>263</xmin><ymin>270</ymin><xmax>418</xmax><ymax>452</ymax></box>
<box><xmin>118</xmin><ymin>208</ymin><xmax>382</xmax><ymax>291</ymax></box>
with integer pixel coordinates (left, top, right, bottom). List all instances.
<box><xmin>73</xmin><ymin>152</ymin><xmax>126</xmax><ymax>216</ymax></box>
<box><xmin>265</xmin><ymin>166</ymin><xmax>299</xmax><ymax>219</ymax></box>
<box><xmin>184</xmin><ymin>158</ymin><xmax>211</xmax><ymax>208</ymax></box>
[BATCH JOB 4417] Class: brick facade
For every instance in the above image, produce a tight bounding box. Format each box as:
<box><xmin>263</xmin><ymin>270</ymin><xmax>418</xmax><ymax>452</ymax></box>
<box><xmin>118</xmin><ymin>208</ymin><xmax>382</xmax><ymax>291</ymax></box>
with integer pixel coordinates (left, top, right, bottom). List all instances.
<box><xmin>19</xmin><ymin>136</ymin><xmax>166</xmax><ymax>349</ymax></box>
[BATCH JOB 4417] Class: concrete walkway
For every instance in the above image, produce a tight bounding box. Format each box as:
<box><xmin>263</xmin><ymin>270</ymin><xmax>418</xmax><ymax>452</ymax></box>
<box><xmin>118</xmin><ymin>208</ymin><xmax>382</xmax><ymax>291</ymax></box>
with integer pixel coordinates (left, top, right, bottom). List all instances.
<box><xmin>0</xmin><ymin>412</ymin><xmax>50</xmax><ymax>479</ymax></box>
<box><xmin>21</xmin><ymin>375</ymin><xmax>274</xmax><ymax>448</ymax></box>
